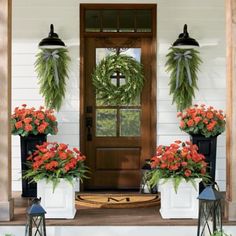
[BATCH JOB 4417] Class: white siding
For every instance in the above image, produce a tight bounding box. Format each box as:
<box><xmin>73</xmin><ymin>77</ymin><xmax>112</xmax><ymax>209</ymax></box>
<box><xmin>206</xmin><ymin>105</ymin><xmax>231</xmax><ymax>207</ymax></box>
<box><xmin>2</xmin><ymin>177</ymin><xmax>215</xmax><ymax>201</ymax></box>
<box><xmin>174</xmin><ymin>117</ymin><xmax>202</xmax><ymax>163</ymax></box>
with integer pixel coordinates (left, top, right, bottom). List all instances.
<box><xmin>12</xmin><ymin>0</ymin><xmax>226</xmax><ymax>191</ymax></box>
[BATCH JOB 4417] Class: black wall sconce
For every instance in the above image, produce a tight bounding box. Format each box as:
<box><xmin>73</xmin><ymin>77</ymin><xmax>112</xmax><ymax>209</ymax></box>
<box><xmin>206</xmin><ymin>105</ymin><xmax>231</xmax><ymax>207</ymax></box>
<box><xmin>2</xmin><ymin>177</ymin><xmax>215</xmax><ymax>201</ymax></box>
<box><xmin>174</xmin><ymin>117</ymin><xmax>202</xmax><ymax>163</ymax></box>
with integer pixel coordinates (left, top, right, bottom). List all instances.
<box><xmin>172</xmin><ymin>24</ymin><xmax>199</xmax><ymax>49</ymax></box>
<box><xmin>39</xmin><ymin>24</ymin><xmax>65</xmax><ymax>49</ymax></box>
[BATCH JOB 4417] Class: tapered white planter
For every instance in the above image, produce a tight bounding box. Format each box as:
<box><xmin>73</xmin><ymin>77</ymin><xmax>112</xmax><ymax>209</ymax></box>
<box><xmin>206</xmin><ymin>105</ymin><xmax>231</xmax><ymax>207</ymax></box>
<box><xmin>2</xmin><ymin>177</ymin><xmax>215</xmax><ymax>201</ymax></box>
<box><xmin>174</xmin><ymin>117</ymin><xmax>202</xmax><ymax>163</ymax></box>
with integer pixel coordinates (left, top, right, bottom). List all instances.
<box><xmin>159</xmin><ymin>178</ymin><xmax>201</xmax><ymax>219</ymax></box>
<box><xmin>37</xmin><ymin>179</ymin><xmax>76</xmax><ymax>219</ymax></box>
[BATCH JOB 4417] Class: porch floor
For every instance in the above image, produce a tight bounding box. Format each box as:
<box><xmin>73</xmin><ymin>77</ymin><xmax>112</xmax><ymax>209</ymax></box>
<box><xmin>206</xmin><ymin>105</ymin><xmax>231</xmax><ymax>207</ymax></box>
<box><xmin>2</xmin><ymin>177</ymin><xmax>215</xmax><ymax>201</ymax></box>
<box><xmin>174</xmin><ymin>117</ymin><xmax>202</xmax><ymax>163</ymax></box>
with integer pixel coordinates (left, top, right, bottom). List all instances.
<box><xmin>1</xmin><ymin>192</ymin><xmax>235</xmax><ymax>226</ymax></box>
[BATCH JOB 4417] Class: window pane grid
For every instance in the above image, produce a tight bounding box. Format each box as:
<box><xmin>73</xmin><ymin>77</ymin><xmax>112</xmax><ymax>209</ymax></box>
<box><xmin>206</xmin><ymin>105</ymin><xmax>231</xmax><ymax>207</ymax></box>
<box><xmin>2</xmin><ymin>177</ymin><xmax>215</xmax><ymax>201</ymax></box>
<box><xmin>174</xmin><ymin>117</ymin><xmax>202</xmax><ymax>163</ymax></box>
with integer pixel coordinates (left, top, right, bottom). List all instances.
<box><xmin>85</xmin><ymin>9</ymin><xmax>152</xmax><ymax>33</ymax></box>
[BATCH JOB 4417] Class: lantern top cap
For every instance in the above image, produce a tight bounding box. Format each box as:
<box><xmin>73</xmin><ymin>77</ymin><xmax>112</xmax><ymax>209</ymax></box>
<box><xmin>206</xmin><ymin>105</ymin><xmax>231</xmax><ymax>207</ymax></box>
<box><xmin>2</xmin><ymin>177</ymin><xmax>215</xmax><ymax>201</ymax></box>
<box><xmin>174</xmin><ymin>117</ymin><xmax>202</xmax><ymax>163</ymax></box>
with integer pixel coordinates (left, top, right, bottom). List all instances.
<box><xmin>27</xmin><ymin>198</ymin><xmax>46</xmax><ymax>215</ymax></box>
<box><xmin>197</xmin><ymin>185</ymin><xmax>223</xmax><ymax>201</ymax></box>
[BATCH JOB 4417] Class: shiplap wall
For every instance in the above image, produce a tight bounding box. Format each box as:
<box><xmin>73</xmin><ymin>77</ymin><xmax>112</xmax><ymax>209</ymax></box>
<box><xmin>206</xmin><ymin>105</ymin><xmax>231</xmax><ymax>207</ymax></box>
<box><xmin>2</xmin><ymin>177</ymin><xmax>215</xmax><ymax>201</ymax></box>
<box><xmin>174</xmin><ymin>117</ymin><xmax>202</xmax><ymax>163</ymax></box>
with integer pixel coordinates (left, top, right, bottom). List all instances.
<box><xmin>12</xmin><ymin>0</ymin><xmax>226</xmax><ymax>191</ymax></box>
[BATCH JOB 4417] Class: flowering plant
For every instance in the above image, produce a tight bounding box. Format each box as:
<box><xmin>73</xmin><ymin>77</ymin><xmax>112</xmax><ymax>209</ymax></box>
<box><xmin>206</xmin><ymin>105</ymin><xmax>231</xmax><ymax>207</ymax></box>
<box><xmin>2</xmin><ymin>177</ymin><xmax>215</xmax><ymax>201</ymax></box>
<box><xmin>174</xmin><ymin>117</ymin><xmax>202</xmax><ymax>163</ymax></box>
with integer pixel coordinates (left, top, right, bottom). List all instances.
<box><xmin>23</xmin><ymin>142</ymin><xmax>88</xmax><ymax>190</ymax></box>
<box><xmin>178</xmin><ymin>104</ymin><xmax>226</xmax><ymax>138</ymax></box>
<box><xmin>149</xmin><ymin>140</ymin><xmax>210</xmax><ymax>192</ymax></box>
<box><xmin>11</xmin><ymin>104</ymin><xmax>58</xmax><ymax>136</ymax></box>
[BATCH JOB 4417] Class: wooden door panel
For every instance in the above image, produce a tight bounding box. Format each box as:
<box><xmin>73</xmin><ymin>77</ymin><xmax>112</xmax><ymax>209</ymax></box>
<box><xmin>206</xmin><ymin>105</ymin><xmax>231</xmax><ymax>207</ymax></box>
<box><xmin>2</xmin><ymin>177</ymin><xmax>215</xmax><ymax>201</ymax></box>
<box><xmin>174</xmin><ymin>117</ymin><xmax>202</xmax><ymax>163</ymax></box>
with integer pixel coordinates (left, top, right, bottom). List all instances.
<box><xmin>92</xmin><ymin>171</ymin><xmax>141</xmax><ymax>189</ymax></box>
<box><xmin>96</xmin><ymin>148</ymin><xmax>140</xmax><ymax>170</ymax></box>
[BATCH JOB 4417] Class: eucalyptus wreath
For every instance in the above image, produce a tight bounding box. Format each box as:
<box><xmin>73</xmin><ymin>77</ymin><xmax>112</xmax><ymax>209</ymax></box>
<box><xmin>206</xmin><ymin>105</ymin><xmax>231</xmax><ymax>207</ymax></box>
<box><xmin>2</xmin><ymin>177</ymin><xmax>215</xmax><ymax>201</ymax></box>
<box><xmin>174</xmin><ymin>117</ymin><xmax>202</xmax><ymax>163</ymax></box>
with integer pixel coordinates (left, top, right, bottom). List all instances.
<box><xmin>35</xmin><ymin>48</ymin><xmax>70</xmax><ymax>111</ymax></box>
<box><xmin>92</xmin><ymin>54</ymin><xmax>144</xmax><ymax>105</ymax></box>
<box><xmin>165</xmin><ymin>48</ymin><xmax>202</xmax><ymax>111</ymax></box>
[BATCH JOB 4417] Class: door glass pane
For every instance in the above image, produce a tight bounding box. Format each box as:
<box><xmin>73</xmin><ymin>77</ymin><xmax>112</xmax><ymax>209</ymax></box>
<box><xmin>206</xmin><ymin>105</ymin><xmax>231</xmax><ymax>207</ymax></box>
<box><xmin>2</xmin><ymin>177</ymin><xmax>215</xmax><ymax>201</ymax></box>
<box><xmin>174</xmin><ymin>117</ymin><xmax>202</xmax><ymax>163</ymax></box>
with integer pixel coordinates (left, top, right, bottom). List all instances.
<box><xmin>85</xmin><ymin>10</ymin><xmax>101</xmax><ymax>32</ymax></box>
<box><xmin>136</xmin><ymin>10</ymin><xmax>152</xmax><ymax>32</ymax></box>
<box><xmin>120</xmin><ymin>109</ymin><xmax>141</xmax><ymax>136</ymax></box>
<box><xmin>119</xmin><ymin>10</ymin><xmax>135</xmax><ymax>32</ymax></box>
<box><xmin>96</xmin><ymin>109</ymin><xmax>116</xmax><ymax>136</ymax></box>
<box><xmin>102</xmin><ymin>10</ymin><xmax>118</xmax><ymax>32</ymax></box>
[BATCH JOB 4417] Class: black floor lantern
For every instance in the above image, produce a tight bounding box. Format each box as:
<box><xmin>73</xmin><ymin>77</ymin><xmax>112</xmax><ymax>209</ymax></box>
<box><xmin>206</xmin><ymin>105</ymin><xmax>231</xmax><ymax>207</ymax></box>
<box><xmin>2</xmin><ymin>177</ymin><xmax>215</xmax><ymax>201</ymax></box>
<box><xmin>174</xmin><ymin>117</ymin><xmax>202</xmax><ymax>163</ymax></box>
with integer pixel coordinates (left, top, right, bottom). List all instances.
<box><xmin>197</xmin><ymin>184</ymin><xmax>223</xmax><ymax>236</ymax></box>
<box><xmin>25</xmin><ymin>198</ymin><xmax>47</xmax><ymax>236</ymax></box>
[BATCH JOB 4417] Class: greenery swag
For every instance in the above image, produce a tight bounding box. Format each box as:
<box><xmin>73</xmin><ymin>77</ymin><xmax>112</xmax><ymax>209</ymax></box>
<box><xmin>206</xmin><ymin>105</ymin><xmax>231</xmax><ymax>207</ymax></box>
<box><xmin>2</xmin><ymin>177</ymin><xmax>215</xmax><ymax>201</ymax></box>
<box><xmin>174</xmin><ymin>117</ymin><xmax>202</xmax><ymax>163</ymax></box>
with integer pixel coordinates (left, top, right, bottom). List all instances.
<box><xmin>35</xmin><ymin>48</ymin><xmax>70</xmax><ymax>111</ymax></box>
<box><xmin>92</xmin><ymin>54</ymin><xmax>144</xmax><ymax>105</ymax></box>
<box><xmin>165</xmin><ymin>48</ymin><xmax>202</xmax><ymax>111</ymax></box>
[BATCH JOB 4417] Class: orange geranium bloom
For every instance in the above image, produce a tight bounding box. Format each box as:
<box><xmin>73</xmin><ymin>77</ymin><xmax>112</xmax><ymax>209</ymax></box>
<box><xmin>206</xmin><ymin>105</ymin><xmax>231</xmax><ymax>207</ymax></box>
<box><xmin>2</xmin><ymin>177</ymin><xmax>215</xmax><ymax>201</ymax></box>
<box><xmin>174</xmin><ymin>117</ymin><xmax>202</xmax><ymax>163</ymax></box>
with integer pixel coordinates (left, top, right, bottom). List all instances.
<box><xmin>15</xmin><ymin>121</ymin><xmax>23</xmax><ymax>129</ymax></box>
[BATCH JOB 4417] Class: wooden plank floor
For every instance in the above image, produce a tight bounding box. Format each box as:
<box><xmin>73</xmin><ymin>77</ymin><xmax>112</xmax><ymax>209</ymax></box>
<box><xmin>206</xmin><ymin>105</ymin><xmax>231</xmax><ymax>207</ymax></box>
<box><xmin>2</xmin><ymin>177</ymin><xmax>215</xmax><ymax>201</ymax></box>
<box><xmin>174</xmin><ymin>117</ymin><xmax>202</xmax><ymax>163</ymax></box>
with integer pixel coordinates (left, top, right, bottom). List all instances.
<box><xmin>0</xmin><ymin>192</ymin><xmax>235</xmax><ymax>226</ymax></box>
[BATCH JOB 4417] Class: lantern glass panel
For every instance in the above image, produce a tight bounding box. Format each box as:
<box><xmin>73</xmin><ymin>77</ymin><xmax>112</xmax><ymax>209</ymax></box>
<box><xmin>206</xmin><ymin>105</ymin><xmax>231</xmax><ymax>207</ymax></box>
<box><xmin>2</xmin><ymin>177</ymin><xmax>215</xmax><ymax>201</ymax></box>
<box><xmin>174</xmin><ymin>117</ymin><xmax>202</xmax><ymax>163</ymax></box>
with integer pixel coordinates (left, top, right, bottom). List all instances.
<box><xmin>197</xmin><ymin>200</ymin><xmax>222</xmax><ymax>236</ymax></box>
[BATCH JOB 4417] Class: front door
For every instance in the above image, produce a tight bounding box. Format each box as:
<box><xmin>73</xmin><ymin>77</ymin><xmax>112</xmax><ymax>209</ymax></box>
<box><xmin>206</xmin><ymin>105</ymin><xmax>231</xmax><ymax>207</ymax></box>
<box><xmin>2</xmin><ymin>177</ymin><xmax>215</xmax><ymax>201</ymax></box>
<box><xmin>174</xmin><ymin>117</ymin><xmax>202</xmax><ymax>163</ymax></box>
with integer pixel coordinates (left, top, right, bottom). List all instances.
<box><xmin>80</xmin><ymin>5</ymin><xmax>156</xmax><ymax>190</ymax></box>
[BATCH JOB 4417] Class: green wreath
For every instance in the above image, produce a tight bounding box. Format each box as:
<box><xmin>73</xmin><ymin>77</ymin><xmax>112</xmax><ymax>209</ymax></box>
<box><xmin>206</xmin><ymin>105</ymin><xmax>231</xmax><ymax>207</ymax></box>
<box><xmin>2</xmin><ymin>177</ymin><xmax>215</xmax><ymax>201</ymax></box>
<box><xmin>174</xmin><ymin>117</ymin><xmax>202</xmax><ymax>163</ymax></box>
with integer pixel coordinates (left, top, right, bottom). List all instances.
<box><xmin>92</xmin><ymin>54</ymin><xmax>144</xmax><ymax>105</ymax></box>
<box><xmin>165</xmin><ymin>48</ymin><xmax>202</xmax><ymax>111</ymax></box>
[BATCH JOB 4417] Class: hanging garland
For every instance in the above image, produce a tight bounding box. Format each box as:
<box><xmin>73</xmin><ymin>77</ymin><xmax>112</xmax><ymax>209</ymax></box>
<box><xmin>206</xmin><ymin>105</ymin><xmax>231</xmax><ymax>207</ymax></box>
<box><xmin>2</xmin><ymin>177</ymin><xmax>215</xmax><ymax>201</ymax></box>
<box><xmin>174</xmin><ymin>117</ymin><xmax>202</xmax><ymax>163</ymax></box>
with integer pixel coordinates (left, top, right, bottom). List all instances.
<box><xmin>92</xmin><ymin>54</ymin><xmax>144</xmax><ymax>105</ymax></box>
<box><xmin>35</xmin><ymin>48</ymin><xmax>70</xmax><ymax>111</ymax></box>
<box><xmin>165</xmin><ymin>48</ymin><xmax>202</xmax><ymax>111</ymax></box>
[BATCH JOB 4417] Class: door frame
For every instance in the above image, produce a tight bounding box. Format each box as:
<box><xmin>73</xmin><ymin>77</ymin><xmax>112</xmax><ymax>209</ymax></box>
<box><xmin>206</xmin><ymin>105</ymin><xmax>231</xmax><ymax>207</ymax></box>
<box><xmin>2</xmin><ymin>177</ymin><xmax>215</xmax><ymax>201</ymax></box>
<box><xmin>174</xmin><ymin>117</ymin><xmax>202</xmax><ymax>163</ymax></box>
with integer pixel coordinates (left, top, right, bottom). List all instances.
<box><xmin>79</xmin><ymin>4</ymin><xmax>157</xmax><ymax>166</ymax></box>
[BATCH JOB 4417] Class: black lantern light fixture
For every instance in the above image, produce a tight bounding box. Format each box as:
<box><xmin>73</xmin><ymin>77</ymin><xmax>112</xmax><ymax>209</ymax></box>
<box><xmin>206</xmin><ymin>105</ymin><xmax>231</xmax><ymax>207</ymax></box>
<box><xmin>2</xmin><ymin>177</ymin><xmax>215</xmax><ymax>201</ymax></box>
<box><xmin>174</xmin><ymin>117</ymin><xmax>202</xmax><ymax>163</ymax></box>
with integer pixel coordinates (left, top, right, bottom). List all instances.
<box><xmin>197</xmin><ymin>184</ymin><xmax>223</xmax><ymax>236</ymax></box>
<box><xmin>172</xmin><ymin>24</ymin><xmax>199</xmax><ymax>49</ymax></box>
<box><xmin>39</xmin><ymin>24</ymin><xmax>65</xmax><ymax>49</ymax></box>
<box><xmin>25</xmin><ymin>198</ymin><xmax>47</xmax><ymax>236</ymax></box>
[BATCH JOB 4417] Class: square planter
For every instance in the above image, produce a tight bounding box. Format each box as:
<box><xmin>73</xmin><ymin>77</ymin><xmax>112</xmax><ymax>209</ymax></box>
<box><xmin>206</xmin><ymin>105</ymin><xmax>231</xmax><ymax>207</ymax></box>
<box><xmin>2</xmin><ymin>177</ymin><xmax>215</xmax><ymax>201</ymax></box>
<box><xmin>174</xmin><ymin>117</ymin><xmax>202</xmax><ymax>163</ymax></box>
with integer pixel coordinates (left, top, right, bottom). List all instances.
<box><xmin>158</xmin><ymin>178</ymin><xmax>201</xmax><ymax>219</ymax></box>
<box><xmin>37</xmin><ymin>179</ymin><xmax>76</xmax><ymax>219</ymax></box>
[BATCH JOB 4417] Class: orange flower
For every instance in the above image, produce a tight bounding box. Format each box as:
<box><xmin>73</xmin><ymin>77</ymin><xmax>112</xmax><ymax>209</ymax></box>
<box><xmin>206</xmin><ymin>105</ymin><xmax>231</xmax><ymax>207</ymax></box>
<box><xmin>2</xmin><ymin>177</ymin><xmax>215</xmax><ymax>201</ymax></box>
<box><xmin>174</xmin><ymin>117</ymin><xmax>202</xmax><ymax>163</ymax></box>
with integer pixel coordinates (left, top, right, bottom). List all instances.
<box><xmin>15</xmin><ymin>121</ymin><xmax>23</xmax><ymax>129</ymax></box>
<box><xmin>58</xmin><ymin>151</ymin><xmax>67</xmax><ymax>160</ymax></box>
<box><xmin>184</xmin><ymin>169</ymin><xmax>192</xmax><ymax>177</ymax></box>
<box><xmin>24</xmin><ymin>124</ymin><xmax>33</xmax><ymax>132</ymax></box>
<box><xmin>194</xmin><ymin>116</ymin><xmax>202</xmax><ymax>124</ymax></box>
<box><xmin>34</xmin><ymin>119</ymin><xmax>40</xmax><ymax>125</ymax></box>
<box><xmin>58</xmin><ymin>143</ymin><xmax>68</xmax><ymax>151</ymax></box>
<box><xmin>37</xmin><ymin>112</ymin><xmax>45</xmax><ymax>120</ymax></box>
<box><xmin>206</xmin><ymin>112</ymin><xmax>214</xmax><ymax>119</ymax></box>
<box><xmin>187</xmin><ymin>119</ymin><xmax>194</xmax><ymax>127</ymax></box>
<box><xmin>180</xmin><ymin>121</ymin><xmax>185</xmax><ymax>128</ymax></box>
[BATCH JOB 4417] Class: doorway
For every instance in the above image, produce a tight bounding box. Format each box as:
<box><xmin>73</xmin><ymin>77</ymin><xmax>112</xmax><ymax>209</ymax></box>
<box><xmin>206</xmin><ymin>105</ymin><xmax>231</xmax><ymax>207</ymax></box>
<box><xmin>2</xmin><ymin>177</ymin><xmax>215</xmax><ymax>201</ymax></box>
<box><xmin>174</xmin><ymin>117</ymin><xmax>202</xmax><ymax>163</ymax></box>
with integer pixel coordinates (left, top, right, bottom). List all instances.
<box><xmin>80</xmin><ymin>4</ymin><xmax>157</xmax><ymax>190</ymax></box>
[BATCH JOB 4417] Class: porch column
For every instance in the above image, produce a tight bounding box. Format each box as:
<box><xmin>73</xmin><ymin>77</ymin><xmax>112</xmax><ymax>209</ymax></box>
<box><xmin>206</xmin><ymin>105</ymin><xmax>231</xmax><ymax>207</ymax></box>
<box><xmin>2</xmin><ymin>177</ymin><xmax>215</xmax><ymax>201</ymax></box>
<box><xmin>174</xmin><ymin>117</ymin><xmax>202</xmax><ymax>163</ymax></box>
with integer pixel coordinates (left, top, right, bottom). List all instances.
<box><xmin>226</xmin><ymin>0</ymin><xmax>236</xmax><ymax>221</ymax></box>
<box><xmin>0</xmin><ymin>0</ymin><xmax>13</xmax><ymax>221</ymax></box>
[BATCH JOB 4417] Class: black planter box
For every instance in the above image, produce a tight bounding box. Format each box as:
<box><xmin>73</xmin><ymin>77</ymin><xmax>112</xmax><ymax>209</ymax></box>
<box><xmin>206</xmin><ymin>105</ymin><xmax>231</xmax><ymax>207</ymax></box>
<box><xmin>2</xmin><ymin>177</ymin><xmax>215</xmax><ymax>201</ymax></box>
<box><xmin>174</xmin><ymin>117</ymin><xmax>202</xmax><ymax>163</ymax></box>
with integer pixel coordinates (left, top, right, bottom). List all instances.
<box><xmin>190</xmin><ymin>134</ymin><xmax>217</xmax><ymax>182</ymax></box>
<box><xmin>20</xmin><ymin>134</ymin><xmax>47</xmax><ymax>197</ymax></box>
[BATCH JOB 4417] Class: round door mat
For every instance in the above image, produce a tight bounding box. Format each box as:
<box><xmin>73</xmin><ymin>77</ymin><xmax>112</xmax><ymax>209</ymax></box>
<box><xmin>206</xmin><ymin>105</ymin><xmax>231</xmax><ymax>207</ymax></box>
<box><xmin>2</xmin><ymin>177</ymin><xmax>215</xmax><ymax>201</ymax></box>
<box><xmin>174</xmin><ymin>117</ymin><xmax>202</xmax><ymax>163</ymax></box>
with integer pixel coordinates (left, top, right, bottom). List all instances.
<box><xmin>76</xmin><ymin>194</ymin><xmax>160</xmax><ymax>209</ymax></box>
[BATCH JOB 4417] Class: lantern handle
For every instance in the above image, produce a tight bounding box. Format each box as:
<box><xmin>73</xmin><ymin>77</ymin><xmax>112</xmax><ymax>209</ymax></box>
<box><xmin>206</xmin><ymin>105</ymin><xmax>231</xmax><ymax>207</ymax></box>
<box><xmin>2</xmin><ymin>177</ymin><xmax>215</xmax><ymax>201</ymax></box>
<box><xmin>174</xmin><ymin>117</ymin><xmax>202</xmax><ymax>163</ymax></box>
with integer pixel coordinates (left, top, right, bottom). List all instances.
<box><xmin>202</xmin><ymin>181</ymin><xmax>220</xmax><ymax>191</ymax></box>
<box><xmin>213</xmin><ymin>182</ymin><xmax>220</xmax><ymax>191</ymax></box>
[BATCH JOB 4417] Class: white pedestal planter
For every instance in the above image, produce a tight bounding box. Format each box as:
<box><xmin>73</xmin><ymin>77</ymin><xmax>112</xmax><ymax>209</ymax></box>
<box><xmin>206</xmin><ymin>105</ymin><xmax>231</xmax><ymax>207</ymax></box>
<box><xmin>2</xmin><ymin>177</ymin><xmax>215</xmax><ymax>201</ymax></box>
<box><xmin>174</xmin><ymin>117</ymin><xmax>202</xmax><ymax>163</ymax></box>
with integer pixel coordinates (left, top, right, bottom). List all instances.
<box><xmin>37</xmin><ymin>179</ymin><xmax>76</xmax><ymax>219</ymax></box>
<box><xmin>159</xmin><ymin>178</ymin><xmax>201</xmax><ymax>219</ymax></box>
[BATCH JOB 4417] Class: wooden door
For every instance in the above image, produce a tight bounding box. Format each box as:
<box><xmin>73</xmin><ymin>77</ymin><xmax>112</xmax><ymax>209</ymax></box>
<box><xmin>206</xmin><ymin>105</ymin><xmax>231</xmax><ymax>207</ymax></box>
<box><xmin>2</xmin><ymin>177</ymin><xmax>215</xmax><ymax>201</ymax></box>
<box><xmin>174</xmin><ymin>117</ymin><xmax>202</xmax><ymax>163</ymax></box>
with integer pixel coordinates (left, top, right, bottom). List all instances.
<box><xmin>82</xmin><ymin>37</ymin><xmax>155</xmax><ymax>190</ymax></box>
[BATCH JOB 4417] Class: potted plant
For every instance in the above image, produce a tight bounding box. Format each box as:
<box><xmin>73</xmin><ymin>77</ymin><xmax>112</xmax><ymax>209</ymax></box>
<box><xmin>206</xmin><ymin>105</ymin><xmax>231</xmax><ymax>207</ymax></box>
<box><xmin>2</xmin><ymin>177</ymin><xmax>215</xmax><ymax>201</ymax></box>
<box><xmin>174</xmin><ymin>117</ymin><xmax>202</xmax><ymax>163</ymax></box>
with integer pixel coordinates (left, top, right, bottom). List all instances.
<box><xmin>177</xmin><ymin>104</ymin><xmax>226</xmax><ymax>182</ymax></box>
<box><xmin>11</xmin><ymin>104</ymin><xmax>58</xmax><ymax>197</ymax></box>
<box><xmin>24</xmin><ymin>142</ymin><xmax>87</xmax><ymax>219</ymax></box>
<box><xmin>149</xmin><ymin>140</ymin><xmax>210</xmax><ymax>219</ymax></box>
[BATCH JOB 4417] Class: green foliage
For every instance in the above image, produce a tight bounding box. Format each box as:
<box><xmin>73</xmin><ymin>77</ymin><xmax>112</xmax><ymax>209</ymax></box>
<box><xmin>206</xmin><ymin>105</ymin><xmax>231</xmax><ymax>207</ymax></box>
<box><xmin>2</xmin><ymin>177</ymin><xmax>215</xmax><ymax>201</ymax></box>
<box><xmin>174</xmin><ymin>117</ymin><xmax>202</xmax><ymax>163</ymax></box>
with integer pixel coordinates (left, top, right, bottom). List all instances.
<box><xmin>211</xmin><ymin>230</ymin><xmax>232</xmax><ymax>236</ymax></box>
<box><xmin>35</xmin><ymin>48</ymin><xmax>70</xmax><ymax>111</ymax></box>
<box><xmin>92</xmin><ymin>54</ymin><xmax>144</xmax><ymax>105</ymax></box>
<box><xmin>165</xmin><ymin>48</ymin><xmax>202</xmax><ymax>111</ymax></box>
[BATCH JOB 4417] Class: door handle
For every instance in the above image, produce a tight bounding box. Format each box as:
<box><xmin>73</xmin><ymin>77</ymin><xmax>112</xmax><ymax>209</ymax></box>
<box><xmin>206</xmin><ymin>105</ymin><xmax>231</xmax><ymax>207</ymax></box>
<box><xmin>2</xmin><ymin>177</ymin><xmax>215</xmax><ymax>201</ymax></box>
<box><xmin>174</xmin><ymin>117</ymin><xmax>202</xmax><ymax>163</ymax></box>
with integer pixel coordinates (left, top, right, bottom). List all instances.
<box><xmin>86</xmin><ymin>117</ymin><xmax>93</xmax><ymax>141</ymax></box>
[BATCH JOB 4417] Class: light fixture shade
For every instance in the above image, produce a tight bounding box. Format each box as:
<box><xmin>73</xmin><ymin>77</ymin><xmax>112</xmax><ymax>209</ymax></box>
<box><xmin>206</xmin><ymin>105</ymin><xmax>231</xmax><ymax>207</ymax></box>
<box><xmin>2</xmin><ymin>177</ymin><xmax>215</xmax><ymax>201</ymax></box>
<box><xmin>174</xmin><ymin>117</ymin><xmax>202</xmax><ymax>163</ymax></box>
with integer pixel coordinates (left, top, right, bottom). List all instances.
<box><xmin>172</xmin><ymin>24</ymin><xmax>199</xmax><ymax>49</ymax></box>
<box><xmin>39</xmin><ymin>24</ymin><xmax>65</xmax><ymax>49</ymax></box>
